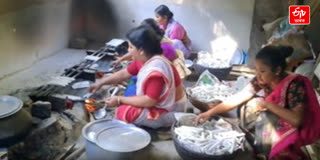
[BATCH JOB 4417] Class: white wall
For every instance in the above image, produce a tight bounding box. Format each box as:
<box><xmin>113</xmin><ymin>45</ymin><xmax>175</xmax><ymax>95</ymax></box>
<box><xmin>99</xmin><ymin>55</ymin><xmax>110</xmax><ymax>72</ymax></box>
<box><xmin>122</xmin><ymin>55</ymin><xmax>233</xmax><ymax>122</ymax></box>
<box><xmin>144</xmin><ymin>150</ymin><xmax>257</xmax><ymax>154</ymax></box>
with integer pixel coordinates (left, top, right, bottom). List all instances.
<box><xmin>0</xmin><ymin>0</ymin><xmax>72</xmax><ymax>79</ymax></box>
<box><xmin>105</xmin><ymin>0</ymin><xmax>255</xmax><ymax>53</ymax></box>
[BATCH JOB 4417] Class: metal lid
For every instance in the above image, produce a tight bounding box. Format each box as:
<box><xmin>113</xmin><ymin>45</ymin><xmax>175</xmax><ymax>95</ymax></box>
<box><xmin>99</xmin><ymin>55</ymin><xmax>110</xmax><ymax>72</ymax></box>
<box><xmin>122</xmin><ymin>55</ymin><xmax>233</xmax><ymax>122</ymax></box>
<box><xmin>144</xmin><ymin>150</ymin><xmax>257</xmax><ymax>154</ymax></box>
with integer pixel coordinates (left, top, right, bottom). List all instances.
<box><xmin>95</xmin><ymin>126</ymin><xmax>151</xmax><ymax>152</ymax></box>
<box><xmin>82</xmin><ymin>119</ymin><xmax>130</xmax><ymax>143</ymax></box>
<box><xmin>0</xmin><ymin>95</ymin><xmax>23</xmax><ymax>118</ymax></box>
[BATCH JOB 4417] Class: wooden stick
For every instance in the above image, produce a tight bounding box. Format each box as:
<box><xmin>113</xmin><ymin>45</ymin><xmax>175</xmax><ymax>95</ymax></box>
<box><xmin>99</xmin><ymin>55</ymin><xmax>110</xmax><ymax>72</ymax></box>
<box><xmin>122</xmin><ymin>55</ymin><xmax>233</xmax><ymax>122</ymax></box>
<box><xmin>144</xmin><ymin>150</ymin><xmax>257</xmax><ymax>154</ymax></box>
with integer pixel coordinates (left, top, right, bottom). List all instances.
<box><xmin>64</xmin><ymin>146</ymin><xmax>85</xmax><ymax>160</ymax></box>
<box><xmin>54</xmin><ymin>144</ymin><xmax>76</xmax><ymax>160</ymax></box>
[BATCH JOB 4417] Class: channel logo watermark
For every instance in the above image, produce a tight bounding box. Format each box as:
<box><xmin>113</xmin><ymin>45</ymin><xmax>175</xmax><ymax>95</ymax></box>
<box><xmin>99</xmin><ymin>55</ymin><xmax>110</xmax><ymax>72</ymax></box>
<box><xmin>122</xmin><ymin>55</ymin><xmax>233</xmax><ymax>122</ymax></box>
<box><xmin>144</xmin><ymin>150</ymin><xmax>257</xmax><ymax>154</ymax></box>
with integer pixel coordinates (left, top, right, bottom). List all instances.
<box><xmin>289</xmin><ymin>5</ymin><xmax>310</xmax><ymax>25</ymax></box>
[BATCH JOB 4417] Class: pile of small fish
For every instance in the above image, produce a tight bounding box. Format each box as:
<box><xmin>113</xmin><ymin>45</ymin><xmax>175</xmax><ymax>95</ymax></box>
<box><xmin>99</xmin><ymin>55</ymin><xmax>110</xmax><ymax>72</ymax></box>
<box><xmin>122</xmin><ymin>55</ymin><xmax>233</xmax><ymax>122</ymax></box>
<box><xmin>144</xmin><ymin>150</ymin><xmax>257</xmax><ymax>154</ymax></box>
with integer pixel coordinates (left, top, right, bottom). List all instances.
<box><xmin>197</xmin><ymin>51</ymin><xmax>231</xmax><ymax>68</ymax></box>
<box><xmin>188</xmin><ymin>75</ymin><xmax>252</xmax><ymax>103</ymax></box>
<box><xmin>175</xmin><ymin>118</ymin><xmax>245</xmax><ymax>155</ymax></box>
<box><xmin>188</xmin><ymin>84</ymin><xmax>235</xmax><ymax>103</ymax></box>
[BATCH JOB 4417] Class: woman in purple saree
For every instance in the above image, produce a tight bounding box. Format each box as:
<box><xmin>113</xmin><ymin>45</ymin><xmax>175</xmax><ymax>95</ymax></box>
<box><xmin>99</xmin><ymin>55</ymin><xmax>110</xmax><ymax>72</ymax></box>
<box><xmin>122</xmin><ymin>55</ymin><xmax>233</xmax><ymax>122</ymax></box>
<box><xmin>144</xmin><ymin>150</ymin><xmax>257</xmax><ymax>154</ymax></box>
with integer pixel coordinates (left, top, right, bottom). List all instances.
<box><xmin>154</xmin><ymin>5</ymin><xmax>192</xmax><ymax>58</ymax></box>
<box><xmin>195</xmin><ymin>46</ymin><xmax>320</xmax><ymax>159</ymax></box>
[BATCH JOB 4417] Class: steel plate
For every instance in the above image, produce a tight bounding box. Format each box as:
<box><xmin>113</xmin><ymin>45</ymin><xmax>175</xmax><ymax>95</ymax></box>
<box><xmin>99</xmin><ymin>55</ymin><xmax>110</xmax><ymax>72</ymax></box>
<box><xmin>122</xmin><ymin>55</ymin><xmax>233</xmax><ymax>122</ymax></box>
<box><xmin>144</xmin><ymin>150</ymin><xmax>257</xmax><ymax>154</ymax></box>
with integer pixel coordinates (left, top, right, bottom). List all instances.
<box><xmin>82</xmin><ymin>119</ymin><xmax>133</xmax><ymax>143</ymax></box>
<box><xmin>95</xmin><ymin>126</ymin><xmax>151</xmax><ymax>152</ymax></box>
<box><xmin>0</xmin><ymin>95</ymin><xmax>23</xmax><ymax>119</ymax></box>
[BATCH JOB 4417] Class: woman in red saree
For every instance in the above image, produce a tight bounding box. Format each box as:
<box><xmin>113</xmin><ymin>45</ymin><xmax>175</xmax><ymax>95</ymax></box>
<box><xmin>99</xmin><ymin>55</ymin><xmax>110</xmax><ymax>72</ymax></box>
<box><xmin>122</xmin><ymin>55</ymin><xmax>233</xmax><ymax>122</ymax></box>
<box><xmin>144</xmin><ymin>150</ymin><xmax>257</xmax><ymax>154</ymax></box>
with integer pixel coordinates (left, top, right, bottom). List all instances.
<box><xmin>195</xmin><ymin>46</ymin><xmax>320</xmax><ymax>159</ymax></box>
<box><xmin>89</xmin><ymin>26</ymin><xmax>186</xmax><ymax>129</ymax></box>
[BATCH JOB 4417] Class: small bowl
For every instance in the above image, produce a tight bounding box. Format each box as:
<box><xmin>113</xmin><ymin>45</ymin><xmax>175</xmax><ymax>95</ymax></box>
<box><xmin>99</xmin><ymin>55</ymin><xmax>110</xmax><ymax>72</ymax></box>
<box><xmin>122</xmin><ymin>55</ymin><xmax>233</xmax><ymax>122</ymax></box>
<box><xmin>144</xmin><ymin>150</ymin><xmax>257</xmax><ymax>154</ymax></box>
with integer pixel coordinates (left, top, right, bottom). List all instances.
<box><xmin>185</xmin><ymin>59</ymin><xmax>194</xmax><ymax>68</ymax></box>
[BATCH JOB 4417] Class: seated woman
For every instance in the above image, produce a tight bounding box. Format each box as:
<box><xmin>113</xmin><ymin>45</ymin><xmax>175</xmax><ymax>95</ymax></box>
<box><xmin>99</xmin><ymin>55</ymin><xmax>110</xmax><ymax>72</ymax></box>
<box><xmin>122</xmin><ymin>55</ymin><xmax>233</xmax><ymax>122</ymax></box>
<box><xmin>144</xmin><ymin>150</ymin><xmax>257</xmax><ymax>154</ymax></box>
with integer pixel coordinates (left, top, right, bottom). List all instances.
<box><xmin>195</xmin><ymin>46</ymin><xmax>320</xmax><ymax>159</ymax></box>
<box><xmin>154</xmin><ymin>4</ymin><xmax>192</xmax><ymax>58</ymax></box>
<box><xmin>142</xmin><ymin>18</ymin><xmax>191</xmax><ymax>79</ymax></box>
<box><xmin>114</xmin><ymin>18</ymin><xmax>191</xmax><ymax>79</ymax></box>
<box><xmin>114</xmin><ymin>18</ymin><xmax>177</xmax><ymax>64</ymax></box>
<box><xmin>89</xmin><ymin>26</ymin><xmax>187</xmax><ymax>129</ymax></box>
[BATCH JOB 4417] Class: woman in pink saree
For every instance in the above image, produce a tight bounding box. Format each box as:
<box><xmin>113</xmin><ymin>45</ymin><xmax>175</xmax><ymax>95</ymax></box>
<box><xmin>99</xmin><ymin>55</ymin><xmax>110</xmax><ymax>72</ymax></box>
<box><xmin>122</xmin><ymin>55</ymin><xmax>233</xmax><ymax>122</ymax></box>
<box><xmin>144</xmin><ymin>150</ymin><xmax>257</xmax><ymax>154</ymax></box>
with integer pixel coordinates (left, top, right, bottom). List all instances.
<box><xmin>195</xmin><ymin>46</ymin><xmax>320</xmax><ymax>159</ymax></box>
<box><xmin>154</xmin><ymin>5</ymin><xmax>192</xmax><ymax>58</ymax></box>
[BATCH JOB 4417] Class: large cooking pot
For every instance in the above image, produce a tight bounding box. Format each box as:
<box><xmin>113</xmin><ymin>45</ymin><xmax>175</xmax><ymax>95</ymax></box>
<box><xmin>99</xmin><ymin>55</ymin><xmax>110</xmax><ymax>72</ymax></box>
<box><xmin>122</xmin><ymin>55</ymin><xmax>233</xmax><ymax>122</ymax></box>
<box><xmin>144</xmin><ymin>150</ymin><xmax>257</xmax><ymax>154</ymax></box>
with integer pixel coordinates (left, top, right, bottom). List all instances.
<box><xmin>0</xmin><ymin>95</ymin><xmax>32</xmax><ymax>147</ymax></box>
<box><xmin>82</xmin><ymin>119</ymin><xmax>151</xmax><ymax>160</ymax></box>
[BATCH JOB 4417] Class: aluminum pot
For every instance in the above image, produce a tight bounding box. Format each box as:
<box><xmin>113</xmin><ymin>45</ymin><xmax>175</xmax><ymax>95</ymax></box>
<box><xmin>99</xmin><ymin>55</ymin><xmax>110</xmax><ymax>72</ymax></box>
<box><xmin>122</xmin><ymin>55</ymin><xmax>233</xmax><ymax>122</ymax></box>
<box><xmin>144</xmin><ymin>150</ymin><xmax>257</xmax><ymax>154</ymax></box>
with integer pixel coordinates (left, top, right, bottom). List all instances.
<box><xmin>85</xmin><ymin>138</ymin><xmax>134</xmax><ymax>160</ymax></box>
<box><xmin>82</xmin><ymin>119</ymin><xmax>151</xmax><ymax>160</ymax></box>
<box><xmin>0</xmin><ymin>96</ymin><xmax>32</xmax><ymax>148</ymax></box>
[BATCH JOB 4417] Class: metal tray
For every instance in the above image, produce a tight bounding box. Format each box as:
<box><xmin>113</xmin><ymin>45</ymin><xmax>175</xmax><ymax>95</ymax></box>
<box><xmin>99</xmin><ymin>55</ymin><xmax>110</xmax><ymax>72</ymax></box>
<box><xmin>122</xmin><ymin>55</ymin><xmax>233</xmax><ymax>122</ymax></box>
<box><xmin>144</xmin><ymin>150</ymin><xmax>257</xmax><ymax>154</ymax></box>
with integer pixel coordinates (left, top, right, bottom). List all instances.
<box><xmin>95</xmin><ymin>125</ymin><xmax>151</xmax><ymax>152</ymax></box>
<box><xmin>82</xmin><ymin>119</ymin><xmax>131</xmax><ymax>143</ymax></box>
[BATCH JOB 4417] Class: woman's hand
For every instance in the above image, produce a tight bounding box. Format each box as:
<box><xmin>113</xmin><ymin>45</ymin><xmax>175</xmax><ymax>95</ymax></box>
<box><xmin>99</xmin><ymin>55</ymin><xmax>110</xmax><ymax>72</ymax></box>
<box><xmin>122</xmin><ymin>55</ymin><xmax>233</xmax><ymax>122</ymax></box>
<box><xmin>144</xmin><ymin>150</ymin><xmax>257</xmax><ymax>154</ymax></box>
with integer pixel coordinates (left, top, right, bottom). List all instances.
<box><xmin>112</xmin><ymin>53</ymin><xmax>131</xmax><ymax>67</ymax></box>
<box><xmin>247</xmin><ymin>97</ymin><xmax>267</xmax><ymax>113</ymax></box>
<box><xmin>88</xmin><ymin>83</ymin><xmax>101</xmax><ymax>93</ymax></box>
<box><xmin>195</xmin><ymin>112</ymin><xmax>212</xmax><ymax>125</ymax></box>
<box><xmin>111</xmin><ymin>58</ymin><xmax>122</xmax><ymax>67</ymax></box>
<box><xmin>104</xmin><ymin>96</ymin><xmax>120</xmax><ymax>108</ymax></box>
<box><xmin>256</xmin><ymin>101</ymin><xmax>268</xmax><ymax>112</ymax></box>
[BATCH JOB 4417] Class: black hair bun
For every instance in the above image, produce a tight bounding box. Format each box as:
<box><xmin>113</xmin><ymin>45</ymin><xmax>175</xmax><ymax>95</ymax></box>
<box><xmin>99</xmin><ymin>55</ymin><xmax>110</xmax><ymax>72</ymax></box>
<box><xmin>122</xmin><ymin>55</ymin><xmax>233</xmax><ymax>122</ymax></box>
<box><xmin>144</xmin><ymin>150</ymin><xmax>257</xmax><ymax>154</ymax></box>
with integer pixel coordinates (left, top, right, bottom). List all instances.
<box><xmin>168</xmin><ymin>11</ymin><xmax>174</xmax><ymax>19</ymax></box>
<box><xmin>155</xmin><ymin>4</ymin><xmax>174</xmax><ymax>20</ymax></box>
<box><xmin>279</xmin><ymin>46</ymin><xmax>293</xmax><ymax>58</ymax></box>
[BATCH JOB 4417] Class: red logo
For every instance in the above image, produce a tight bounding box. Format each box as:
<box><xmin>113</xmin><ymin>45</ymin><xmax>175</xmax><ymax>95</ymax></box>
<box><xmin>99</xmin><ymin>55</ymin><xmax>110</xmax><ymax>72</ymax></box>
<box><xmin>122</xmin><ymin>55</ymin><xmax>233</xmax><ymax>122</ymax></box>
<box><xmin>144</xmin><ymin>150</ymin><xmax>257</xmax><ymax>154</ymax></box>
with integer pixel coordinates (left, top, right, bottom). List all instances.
<box><xmin>289</xmin><ymin>5</ymin><xmax>310</xmax><ymax>25</ymax></box>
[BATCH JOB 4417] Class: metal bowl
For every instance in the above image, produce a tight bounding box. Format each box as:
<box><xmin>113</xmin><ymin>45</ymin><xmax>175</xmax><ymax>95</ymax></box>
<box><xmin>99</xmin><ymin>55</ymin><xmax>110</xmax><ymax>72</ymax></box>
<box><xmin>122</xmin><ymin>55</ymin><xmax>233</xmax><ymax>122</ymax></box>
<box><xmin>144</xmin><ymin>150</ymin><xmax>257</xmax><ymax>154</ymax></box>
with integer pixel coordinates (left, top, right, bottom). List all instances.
<box><xmin>171</xmin><ymin>116</ymin><xmax>243</xmax><ymax>160</ymax></box>
<box><xmin>193</xmin><ymin>59</ymin><xmax>232</xmax><ymax>81</ymax></box>
<box><xmin>186</xmin><ymin>91</ymin><xmax>222</xmax><ymax>112</ymax></box>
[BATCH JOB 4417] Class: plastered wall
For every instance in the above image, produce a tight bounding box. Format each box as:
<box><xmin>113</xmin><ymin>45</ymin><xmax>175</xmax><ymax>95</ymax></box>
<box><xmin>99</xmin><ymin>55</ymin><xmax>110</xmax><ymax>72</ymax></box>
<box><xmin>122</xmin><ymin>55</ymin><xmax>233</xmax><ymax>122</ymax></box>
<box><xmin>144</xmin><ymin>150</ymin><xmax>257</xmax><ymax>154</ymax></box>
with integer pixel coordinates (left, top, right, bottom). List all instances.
<box><xmin>0</xmin><ymin>0</ymin><xmax>72</xmax><ymax>79</ymax></box>
<box><xmin>106</xmin><ymin>0</ymin><xmax>255</xmax><ymax>53</ymax></box>
<box><xmin>70</xmin><ymin>0</ymin><xmax>254</xmax><ymax>54</ymax></box>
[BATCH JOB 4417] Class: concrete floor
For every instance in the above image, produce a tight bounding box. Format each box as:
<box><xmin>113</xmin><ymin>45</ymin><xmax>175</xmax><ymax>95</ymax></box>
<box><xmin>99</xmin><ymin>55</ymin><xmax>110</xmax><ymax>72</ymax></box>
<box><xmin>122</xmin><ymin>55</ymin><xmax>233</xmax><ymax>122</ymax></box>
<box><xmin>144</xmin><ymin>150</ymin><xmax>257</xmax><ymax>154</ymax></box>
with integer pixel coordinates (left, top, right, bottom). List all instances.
<box><xmin>0</xmin><ymin>49</ymin><xmax>86</xmax><ymax>95</ymax></box>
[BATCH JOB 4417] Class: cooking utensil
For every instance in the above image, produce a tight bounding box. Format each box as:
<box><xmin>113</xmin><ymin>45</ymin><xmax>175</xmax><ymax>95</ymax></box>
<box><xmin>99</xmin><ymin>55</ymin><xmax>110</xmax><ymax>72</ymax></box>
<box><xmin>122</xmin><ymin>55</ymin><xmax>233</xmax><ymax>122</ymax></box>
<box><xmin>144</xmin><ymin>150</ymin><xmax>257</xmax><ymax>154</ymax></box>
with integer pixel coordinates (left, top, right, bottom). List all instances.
<box><xmin>95</xmin><ymin>126</ymin><xmax>150</xmax><ymax>152</ymax></box>
<box><xmin>83</xmin><ymin>119</ymin><xmax>131</xmax><ymax>142</ymax></box>
<box><xmin>84</xmin><ymin>99</ymin><xmax>105</xmax><ymax>108</ymax></box>
<box><xmin>72</xmin><ymin>81</ymin><xmax>91</xmax><ymax>89</ymax></box>
<box><xmin>185</xmin><ymin>59</ymin><xmax>194</xmax><ymax>68</ymax></box>
<box><xmin>172</xmin><ymin>116</ymin><xmax>244</xmax><ymax>160</ymax></box>
<box><xmin>82</xmin><ymin>93</ymin><xmax>93</xmax><ymax>99</ymax></box>
<box><xmin>0</xmin><ymin>96</ymin><xmax>23</xmax><ymax>119</ymax></box>
<box><xmin>82</xmin><ymin>119</ymin><xmax>150</xmax><ymax>160</ymax></box>
<box><xmin>108</xmin><ymin>86</ymin><xmax>119</xmax><ymax>97</ymax></box>
<box><xmin>103</xmin><ymin>64</ymin><xmax>123</xmax><ymax>74</ymax></box>
<box><xmin>92</xmin><ymin>107</ymin><xmax>107</xmax><ymax>120</ymax></box>
<box><xmin>92</xmin><ymin>86</ymin><xmax>119</xmax><ymax>120</ymax></box>
<box><xmin>0</xmin><ymin>96</ymin><xmax>32</xmax><ymax>148</ymax></box>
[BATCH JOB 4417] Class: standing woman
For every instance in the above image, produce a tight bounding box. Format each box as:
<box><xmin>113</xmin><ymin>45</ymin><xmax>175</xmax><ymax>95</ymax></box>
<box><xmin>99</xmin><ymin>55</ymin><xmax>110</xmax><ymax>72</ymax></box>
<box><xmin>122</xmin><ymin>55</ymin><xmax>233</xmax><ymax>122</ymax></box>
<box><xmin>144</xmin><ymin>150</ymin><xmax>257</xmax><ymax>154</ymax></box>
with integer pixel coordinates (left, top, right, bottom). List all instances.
<box><xmin>155</xmin><ymin>4</ymin><xmax>192</xmax><ymax>58</ymax></box>
<box><xmin>89</xmin><ymin>26</ymin><xmax>186</xmax><ymax>129</ymax></box>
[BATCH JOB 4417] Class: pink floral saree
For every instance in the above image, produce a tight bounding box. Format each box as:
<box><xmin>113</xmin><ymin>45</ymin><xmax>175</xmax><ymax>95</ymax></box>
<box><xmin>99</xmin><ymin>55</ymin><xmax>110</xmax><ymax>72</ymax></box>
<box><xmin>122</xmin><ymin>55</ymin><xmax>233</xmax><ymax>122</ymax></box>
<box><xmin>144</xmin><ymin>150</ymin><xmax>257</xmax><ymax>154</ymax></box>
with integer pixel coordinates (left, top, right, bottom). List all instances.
<box><xmin>263</xmin><ymin>74</ymin><xmax>320</xmax><ymax>159</ymax></box>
